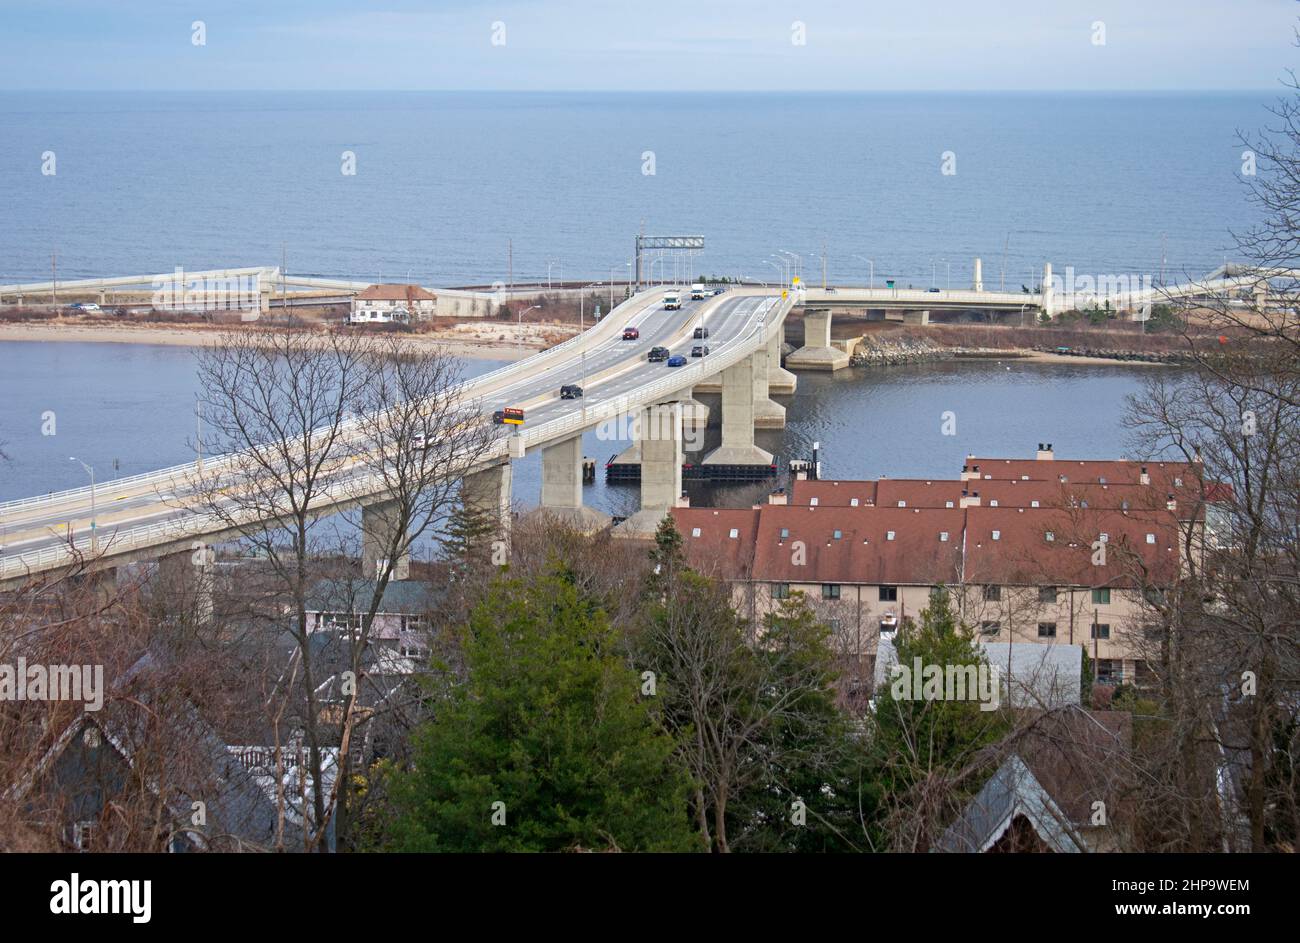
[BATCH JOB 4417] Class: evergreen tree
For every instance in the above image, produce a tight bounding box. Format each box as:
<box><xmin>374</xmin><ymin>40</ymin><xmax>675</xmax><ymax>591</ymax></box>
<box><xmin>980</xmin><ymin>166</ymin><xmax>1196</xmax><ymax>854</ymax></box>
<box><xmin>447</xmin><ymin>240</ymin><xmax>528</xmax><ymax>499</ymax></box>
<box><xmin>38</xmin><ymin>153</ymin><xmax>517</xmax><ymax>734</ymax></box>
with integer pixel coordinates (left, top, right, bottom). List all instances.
<box><xmin>377</xmin><ymin>566</ymin><xmax>698</xmax><ymax>852</ymax></box>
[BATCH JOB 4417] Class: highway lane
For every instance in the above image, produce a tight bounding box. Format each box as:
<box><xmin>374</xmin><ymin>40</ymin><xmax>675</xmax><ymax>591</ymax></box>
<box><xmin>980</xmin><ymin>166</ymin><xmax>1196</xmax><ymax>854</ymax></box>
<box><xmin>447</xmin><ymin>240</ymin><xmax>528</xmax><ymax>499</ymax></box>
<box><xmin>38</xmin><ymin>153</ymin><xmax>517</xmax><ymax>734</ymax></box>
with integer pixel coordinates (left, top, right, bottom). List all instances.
<box><xmin>1</xmin><ymin>288</ymin><xmax>780</xmax><ymax>563</ymax></box>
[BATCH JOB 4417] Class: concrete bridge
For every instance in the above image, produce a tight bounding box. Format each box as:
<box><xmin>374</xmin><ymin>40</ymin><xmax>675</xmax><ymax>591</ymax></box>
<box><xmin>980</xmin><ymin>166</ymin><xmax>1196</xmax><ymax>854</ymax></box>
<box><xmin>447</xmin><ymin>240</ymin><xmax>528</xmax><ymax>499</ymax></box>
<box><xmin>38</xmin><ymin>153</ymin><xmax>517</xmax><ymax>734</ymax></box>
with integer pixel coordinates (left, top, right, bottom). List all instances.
<box><xmin>0</xmin><ymin>285</ymin><xmax>797</xmax><ymax>592</ymax></box>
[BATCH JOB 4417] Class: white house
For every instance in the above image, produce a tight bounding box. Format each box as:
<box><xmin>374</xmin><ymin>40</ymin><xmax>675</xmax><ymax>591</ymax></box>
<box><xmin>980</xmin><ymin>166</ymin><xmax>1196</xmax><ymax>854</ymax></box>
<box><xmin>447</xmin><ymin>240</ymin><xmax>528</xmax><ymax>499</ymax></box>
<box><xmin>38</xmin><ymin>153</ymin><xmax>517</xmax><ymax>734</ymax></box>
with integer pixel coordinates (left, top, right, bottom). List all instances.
<box><xmin>350</xmin><ymin>284</ymin><xmax>438</xmax><ymax>324</ymax></box>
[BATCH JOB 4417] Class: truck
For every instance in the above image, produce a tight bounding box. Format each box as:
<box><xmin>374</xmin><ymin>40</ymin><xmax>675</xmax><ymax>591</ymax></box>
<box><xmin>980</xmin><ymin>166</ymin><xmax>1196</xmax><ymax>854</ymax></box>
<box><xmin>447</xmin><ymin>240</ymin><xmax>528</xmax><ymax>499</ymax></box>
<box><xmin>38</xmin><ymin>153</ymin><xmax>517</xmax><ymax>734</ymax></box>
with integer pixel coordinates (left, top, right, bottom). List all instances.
<box><xmin>690</xmin><ymin>284</ymin><xmax>706</xmax><ymax>300</ymax></box>
<box><xmin>662</xmin><ymin>291</ymin><xmax>681</xmax><ymax>310</ymax></box>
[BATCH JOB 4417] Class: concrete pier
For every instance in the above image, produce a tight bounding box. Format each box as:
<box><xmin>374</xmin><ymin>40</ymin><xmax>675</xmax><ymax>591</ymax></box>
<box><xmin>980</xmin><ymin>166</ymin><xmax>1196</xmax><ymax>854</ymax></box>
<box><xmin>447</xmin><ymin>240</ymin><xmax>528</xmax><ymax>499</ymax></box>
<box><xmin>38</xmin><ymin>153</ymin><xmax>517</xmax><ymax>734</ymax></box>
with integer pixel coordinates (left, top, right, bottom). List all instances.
<box><xmin>702</xmin><ymin>357</ymin><xmax>774</xmax><ymax>467</ymax></box>
<box><xmin>462</xmin><ymin>460</ymin><xmax>514</xmax><ymax>556</ymax></box>
<box><xmin>786</xmin><ymin>308</ymin><xmax>849</xmax><ymax>371</ymax></box>
<box><xmin>362</xmin><ymin>499</ymin><xmax>411</xmax><ymax>581</ymax></box>
<box><xmin>750</xmin><ymin>343</ymin><xmax>785</xmax><ymax>430</ymax></box>
<box><xmin>533</xmin><ymin>433</ymin><xmax>610</xmax><ymax>533</ymax></box>
<box><xmin>616</xmin><ymin>403</ymin><xmax>684</xmax><ymax>538</ymax></box>
<box><xmin>767</xmin><ymin>329</ymin><xmax>797</xmax><ymax>394</ymax></box>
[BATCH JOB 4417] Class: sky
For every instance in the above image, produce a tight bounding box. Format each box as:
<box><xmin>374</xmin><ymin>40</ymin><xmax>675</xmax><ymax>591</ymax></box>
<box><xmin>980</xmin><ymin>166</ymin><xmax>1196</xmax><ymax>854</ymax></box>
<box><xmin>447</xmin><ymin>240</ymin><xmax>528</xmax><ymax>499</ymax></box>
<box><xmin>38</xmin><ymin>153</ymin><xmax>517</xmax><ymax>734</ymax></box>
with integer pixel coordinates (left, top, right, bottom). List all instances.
<box><xmin>0</xmin><ymin>0</ymin><xmax>1295</xmax><ymax>91</ymax></box>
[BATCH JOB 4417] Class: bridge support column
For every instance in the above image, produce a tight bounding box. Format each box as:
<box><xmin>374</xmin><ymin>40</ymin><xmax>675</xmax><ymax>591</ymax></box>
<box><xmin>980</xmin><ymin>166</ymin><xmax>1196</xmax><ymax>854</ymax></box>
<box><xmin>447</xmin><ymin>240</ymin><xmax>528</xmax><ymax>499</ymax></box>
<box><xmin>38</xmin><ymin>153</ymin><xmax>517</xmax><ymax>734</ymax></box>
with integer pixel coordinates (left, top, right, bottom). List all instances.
<box><xmin>158</xmin><ymin>550</ymin><xmax>214</xmax><ymax>623</ymax></box>
<box><xmin>71</xmin><ymin>567</ymin><xmax>118</xmax><ymax>613</ymax></box>
<box><xmin>532</xmin><ymin>434</ymin><xmax>609</xmax><ymax>534</ymax></box>
<box><xmin>362</xmin><ymin>499</ymin><xmax>410</xmax><ymax>581</ymax></box>
<box><xmin>679</xmin><ymin>386</ymin><xmax>709</xmax><ymax>433</ymax></box>
<box><xmin>767</xmin><ymin>328</ymin><xmax>797</xmax><ymax>394</ymax></box>
<box><xmin>462</xmin><ymin>460</ymin><xmax>513</xmax><ymax>559</ymax></box>
<box><xmin>786</xmin><ymin>308</ymin><xmax>849</xmax><ymax>371</ymax></box>
<box><xmin>615</xmin><ymin>403</ymin><xmax>684</xmax><ymax>538</ymax></box>
<box><xmin>703</xmin><ymin>357</ymin><xmax>775</xmax><ymax>467</ymax></box>
<box><xmin>750</xmin><ymin>345</ymin><xmax>785</xmax><ymax>429</ymax></box>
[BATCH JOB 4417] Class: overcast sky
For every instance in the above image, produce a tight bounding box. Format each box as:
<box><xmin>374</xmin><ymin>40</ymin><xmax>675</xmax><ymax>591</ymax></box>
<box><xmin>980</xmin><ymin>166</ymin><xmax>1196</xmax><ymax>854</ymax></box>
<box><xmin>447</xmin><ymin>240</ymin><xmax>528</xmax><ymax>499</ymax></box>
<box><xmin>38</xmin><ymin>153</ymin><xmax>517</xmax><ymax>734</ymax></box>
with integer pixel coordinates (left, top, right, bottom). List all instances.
<box><xmin>0</xmin><ymin>0</ymin><xmax>1294</xmax><ymax>91</ymax></box>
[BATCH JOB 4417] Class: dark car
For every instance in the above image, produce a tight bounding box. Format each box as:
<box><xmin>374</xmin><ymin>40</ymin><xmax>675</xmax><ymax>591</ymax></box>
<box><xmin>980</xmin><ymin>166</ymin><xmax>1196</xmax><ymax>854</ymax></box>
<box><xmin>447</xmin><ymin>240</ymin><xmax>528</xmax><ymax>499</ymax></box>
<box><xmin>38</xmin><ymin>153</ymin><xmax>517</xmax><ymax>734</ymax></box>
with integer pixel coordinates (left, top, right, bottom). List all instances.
<box><xmin>622</xmin><ymin>326</ymin><xmax>640</xmax><ymax>340</ymax></box>
<box><xmin>712</xmin><ymin>287</ymin><xmax>725</xmax><ymax>295</ymax></box>
<box><xmin>560</xmin><ymin>384</ymin><xmax>583</xmax><ymax>400</ymax></box>
<box><xmin>648</xmin><ymin>346</ymin><xmax>669</xmax><ymax>362</ymax></box>
<box><xmin>693</xmin><ymin>326</ymin><xmax>709</xmax><ymax>339</ymax></box>
<box><xmin>666</xmin><ymin>354</ymin><xmax>687</xmax><ymax>367</ymax></box>
<box><xmin>691</xmin><ymin>345</ymin><xmax>709</xmax><ymax>357</ymax></box>
<box><xmin>927</xmin><ymin>287</ymin><xmax>941</xmax><ymax>293</ymax></box>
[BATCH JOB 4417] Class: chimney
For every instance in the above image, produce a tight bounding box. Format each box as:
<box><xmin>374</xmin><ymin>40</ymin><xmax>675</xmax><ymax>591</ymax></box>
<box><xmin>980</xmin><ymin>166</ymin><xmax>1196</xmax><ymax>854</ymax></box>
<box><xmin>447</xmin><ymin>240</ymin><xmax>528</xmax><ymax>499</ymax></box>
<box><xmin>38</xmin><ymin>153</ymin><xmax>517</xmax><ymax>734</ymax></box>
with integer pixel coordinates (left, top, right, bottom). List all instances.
<box><xmin>1036</xmin><ymin>442</ymin><xmax>1054</xmax><ymax>461</ymax></box>
<box><xmin>768</xmin><ymin>488</ymin><xmax>788</xmax><ymax>506</ymax></box>
<box><xmin>1139</xmin><ymin>464</ymin><xmax>1151</xmax><ymax>486</ymax></box>
<box><xmin>960</xmin><ymin>490</ymin><xmax>982</xmax><ymax>508</ymax></box>
<box><xmin>960</xmin><ymin>454</ymin><xmax>979</xmax><ymax>481</ymax></box>
<box><xmin>1166</xmin><ymin>493</ymin><xmax>1177</xmax><ymax>513</ymax></box>
<box><xmin>676</xmin><ymin>492</ymin><xmax>690</xmax><ymax>508</ymax></box>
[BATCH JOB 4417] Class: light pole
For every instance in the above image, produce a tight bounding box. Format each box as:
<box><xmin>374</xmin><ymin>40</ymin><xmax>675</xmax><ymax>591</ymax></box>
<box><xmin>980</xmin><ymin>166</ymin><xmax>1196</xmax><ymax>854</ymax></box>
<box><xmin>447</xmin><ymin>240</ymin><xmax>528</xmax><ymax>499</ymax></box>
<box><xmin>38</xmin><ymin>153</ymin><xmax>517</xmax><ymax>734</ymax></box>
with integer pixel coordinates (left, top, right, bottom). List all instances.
<box><xmin>547</xmin><ymin>260</ymin><xmax>559</xmax><ymax>291</ymax></box>
<box><xmin>943</xmin><ymin>259</ymin><xmax>951</xmax><ymax>290</ymax></box>
<box><xmin>763</xmin><ymin>260</ymin><xmax>781</xmax><ymax>287</ymax></box>
<box><xmin>517</xmin><ymin>303</ymin><xmax>538</xmax><ymax>358</ymax></box>
<box><xmin>195</xmin><ymin>393</ymin><xmax>203</xmax><ymax>476</ymax></box>
<box><xmin>853</xmin><ymin>254</ymin><xmax>874</xmax><ymax>289</ymax></box>
<box><xmin>931</xmin><ymin>259</ymin><xmax>937</xmax><ymax>290</ymax></box>
<box><xmin>69</xmin><ymin>457</ymin><xmax>96</xmax><ymax>550</ymax></box>
<box><xmin>579</xmin><ymin>282</ymin><xmax>601</xmax><ymax>331</ymax></box>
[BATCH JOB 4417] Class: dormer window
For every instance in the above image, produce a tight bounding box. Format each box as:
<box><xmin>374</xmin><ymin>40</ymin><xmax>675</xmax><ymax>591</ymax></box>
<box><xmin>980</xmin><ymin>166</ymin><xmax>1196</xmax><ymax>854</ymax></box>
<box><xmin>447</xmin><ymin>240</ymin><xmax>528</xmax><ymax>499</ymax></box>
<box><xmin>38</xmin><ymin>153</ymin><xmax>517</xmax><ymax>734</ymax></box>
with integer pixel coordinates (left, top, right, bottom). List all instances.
<box><xmin>1030</xmin><ymin>500</ymin><xmax>1040</xmax><ymax>508</ymax></box>
<box><xmin>992</xmin><ymin>530</ymin><xmax>1001</xmax><ymax>540</ymax></box>
<box><xmin>940</xmin><ymin>531</ymin><xmax>949</xmax><ymax>542</ymax></box>
<box><xmin>810</xmin><ymin>497</ymin><xmax>819</xmax><ymax>506</ymax></box>
<box><xmin>886</xmin><ymin>530</ymin><xmax>896</xmax><ymax>541</ymax></box>
<box><xmin>780</xmin><ymin>528</ymin><xmax>789</xmax><ymax>539</ymax></box>
<box><xmin>833</xmin><ymin>530</ymin><xmax>842</xmax><ymax>540</ymax></box>
<box><xmin>1045</xmin><ymin>531</ymin><xmax>1055</xmax><ymax>542</ymax></box>
<box><xmin>850</xmin><ymin>498</ymin><xmax>859</xmax><ymax>507</ymax></box>
<box><xmin>1145</xmin><ymin>533</ymin><xmax>1156</xmax><ymax>544</ymax></box>
<box><xmin>691</xmin><ymin>527</ymin><xmax>701</xmax><ymax>538</ymax></box>
<box><xmin>728</xmin><ymin>528</ymin><xmax>739</xmax><ymax>539</ymax></box>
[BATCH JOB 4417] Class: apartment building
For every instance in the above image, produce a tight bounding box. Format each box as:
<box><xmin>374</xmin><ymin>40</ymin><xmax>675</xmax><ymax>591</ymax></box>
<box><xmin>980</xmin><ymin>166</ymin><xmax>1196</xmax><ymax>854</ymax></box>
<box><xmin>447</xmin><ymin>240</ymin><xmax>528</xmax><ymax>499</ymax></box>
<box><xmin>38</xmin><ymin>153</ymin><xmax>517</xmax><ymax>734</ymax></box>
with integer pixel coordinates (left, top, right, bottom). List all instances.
<box><xmin>670</xmin><ymin>449</ymin><xmax>1221</xmax><ymax>688</ymax></box>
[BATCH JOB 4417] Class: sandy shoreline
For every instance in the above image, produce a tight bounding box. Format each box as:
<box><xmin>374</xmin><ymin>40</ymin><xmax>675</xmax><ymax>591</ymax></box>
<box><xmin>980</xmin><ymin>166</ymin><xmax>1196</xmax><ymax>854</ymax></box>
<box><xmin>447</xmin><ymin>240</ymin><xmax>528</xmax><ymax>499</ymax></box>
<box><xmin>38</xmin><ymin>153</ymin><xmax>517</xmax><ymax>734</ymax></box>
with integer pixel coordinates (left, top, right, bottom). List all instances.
<box><xmin>0</xmin><ymin>322</ymin><xmax>539</xmax><ymax>362</ymax></box>
<box><xmin>960</xmin><ymin>349</ymin><xmax>1172</xmax><ymax>367</ymax></box>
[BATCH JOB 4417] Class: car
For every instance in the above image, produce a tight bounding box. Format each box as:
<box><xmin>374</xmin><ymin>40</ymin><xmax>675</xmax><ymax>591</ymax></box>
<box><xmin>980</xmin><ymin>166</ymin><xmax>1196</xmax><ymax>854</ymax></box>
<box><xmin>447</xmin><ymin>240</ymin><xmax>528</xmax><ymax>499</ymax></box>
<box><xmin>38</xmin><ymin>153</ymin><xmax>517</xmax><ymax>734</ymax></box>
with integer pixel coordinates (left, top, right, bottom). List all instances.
<box><xmin>622</xmin><ymin>326</ymin><xmax>640</xmax><ymax>340</ymax></box>
<box><xmin>691</xmin><ymin>345</ymin><xmax>709</xmax><ymax>357</ymax></box>
<box><xmin>560</xmin><ymin>384</ymin><xmax>583</xmax><ymax>400</ymax></box>
<box><xmin>112</xmin><ymin>306</ymin><xmax>129</xmax><ymax>317</ymax></box>
<box><xmin>712</xmin><ymin>287</ymin><xmax>726</xmax><ymax>296</ymax></box>
<box><xmin>647</xmin><ymin>346</ymin><xmax>669</xmax><ymax>362</ymax></box>
<box><xmin>693</xmin><ymin>326</ymin><xmax>709</xmax><ymax>339</ymax></box>
<box><xmin>927</xmin><ymin>287</ymin><xmax>941</xmax><ymax>293</ymax></box>
<box><xmin>409</xmin><ymin>432</ymin><xmax>430</xmax><ymax>451</ymax></box>
<box><xmin>666</xmin><ymin>354</ymin><xmax>687</xmax><ymax>367</ymax></box>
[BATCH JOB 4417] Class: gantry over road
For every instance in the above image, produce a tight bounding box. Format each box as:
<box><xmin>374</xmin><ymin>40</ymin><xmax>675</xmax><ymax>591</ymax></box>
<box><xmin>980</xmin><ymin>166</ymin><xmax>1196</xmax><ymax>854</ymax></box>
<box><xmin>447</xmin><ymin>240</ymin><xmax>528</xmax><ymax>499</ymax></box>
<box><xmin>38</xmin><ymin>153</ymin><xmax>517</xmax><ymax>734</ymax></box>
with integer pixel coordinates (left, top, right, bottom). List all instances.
<box><xmin>0</xmin><ymin>285</ymin><xmax>797</xmax><ymax>590</ymax></box>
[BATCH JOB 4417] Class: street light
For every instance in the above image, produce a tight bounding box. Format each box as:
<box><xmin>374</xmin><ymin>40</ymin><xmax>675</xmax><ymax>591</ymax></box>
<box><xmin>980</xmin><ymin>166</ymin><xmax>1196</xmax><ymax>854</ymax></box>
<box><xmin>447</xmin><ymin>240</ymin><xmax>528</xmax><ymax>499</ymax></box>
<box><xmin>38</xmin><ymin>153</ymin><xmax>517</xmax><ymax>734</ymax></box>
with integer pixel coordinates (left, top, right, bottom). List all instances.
<box><xmin>853</xmin><ymin>254</ymin><xmax>874</xmax><ymax>289</ymax></box>
<box><xmin>518</xmin><ymin>303</ymin><xmax>540</xmax><ymax>325</ymax></box>
<box><xmin>69</xmin><ymin>457</ymin><xmax>97</xmax><ymax>550</ymax></box>
<box><xmin>547</xmin><ymin>260</ymin><xmax>560</xmax><ymax>291</ymax></box>
<box><xmin>763</xmin><ymin>260</ymin><xmax>781</xmax><ymax>287</ymax></box>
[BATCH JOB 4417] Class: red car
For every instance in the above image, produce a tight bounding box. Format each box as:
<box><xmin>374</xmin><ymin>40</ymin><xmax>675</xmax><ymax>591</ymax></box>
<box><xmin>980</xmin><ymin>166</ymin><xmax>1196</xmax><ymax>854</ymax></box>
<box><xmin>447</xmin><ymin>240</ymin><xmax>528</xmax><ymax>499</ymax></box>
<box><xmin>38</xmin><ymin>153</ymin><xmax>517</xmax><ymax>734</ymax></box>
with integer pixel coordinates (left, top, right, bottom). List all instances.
<box><xmin>622</xmin><ymin>326</ymin><xmax>640</xmax><ymax>340</ymax></box>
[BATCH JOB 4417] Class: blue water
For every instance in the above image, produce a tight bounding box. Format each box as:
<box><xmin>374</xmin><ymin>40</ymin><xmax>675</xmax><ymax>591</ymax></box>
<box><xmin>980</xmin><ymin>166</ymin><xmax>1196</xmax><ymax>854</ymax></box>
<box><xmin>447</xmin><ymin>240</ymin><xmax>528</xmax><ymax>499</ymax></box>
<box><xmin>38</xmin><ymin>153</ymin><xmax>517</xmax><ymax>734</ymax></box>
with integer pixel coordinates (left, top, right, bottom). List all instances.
<box><xmin>0</xmin><ymin>91</ymin><xmax>1267</xmax><ymax>287</ymax></box>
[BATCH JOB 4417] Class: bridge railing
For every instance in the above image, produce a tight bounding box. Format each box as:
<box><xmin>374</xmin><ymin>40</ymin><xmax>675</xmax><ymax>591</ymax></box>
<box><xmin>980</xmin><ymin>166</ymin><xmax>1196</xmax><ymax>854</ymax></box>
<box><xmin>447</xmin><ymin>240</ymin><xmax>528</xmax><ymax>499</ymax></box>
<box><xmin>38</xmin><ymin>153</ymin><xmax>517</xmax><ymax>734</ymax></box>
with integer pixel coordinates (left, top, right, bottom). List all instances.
<box><xmin>0</xmin><ymin>286</ymin><xmax>666</xmax><ymax>518</ymax></box>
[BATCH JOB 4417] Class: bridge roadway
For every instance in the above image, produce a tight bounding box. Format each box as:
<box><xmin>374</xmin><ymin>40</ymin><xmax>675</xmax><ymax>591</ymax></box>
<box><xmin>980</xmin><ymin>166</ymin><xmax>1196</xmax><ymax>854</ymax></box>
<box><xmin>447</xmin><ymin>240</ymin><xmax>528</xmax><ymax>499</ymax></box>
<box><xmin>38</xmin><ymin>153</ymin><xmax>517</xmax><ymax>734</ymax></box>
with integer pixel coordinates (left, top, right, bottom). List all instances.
<box><xmin>0</xmin><ymin>286</ymin><xmax>790</xmax><ymax>585</ymax></box>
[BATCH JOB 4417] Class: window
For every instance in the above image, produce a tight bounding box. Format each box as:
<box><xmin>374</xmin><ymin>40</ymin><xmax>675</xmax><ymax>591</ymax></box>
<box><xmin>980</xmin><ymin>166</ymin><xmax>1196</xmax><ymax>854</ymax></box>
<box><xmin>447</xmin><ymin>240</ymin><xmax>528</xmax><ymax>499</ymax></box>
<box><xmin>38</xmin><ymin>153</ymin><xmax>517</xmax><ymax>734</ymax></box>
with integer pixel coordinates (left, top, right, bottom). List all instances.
<box><xmin>401</xmin><ymin>614</ymin><xmax>427</xmax><ymax>631</ymax></box>
<box><xmin>833</xmin><ymin>530</ymin><xmax>842</xmax><ymax>540</ymax></box>
<box><xmin>1038</xmin><ymin>622</ymin><xmax>1058</xmax><ymax>638</ymax></box>
<box><xmin>1144</xmin><ymin>587</ymin><xmax>1166</xmax><ymax>606</ymax></box>
<box><xmin>810</xmin><ymin>497</ymin><xmax>819</xmax><ymax>506</ymax></box>
<box><xmin>1092</xmin><ymin>588</ymin><xmax>1111</xmax><ymax>605</ymax></box>
<box><xmin>945</xmin><ymin>500</ymin><xmax>954</xmax><ymax>508</ymax></box>
<box><xmin>1098</xmin><ymin>532</ymin><xmax>1108</xmax><ymax>543</ymax></box>
<box><xmin>850</xmin><ymin>498</ymin><xmax>859</xmax><ymax>507</ymax></box>
<box><xmin>886</xmin><ymin>530</ymin><xmax>896</xmax><ymax>541</ymax></box>
<box><xmin>983</xmin><ymin>585</ymin><xmax>1001</xmax><ymax>602</ymax></box>
<box><xmin>691</xmin><ymin>527</ymin><xmax>701</xmax><ymax>537</ymax></box>
<box><xmin>1099</xmin><ymin>477</ymin><xmax>1107</xmax><ymax>484</ymax></box>
<box><xmin>940</xmin><ymin>531</ymin><xmax>950</xmax><ymax>542</ymax></box>
<box><xmin>980</xmin><ymin>621</ymin><xmax>1001</xmax><ymax>635</ymax></box>
<box><xmin>1045</xmin><ymin>531</ymin><xmax>1055</xmax><ymax>542</ymax></box>
<box><xmin>822</xmin><ymin>584</ymin><xmax>841</xmax><ymax>600</ymax></box>
<box><xmin>898</xmin><ymin>500</ymin><xmax>906</xmax><ymax>507</ymax></box>
<box><xmin>1145</xmin><ymin>533</ymin><xmax>1156</xmax><ymax>544</ymax></box>
<box><xmin>879</xmin><ymin>586</ymin><xmax>898</xmax><ymax>602</ymax></box>
<box><xmin>728</xmin><ymin>528</ymin><xmax>739</xmax><ymax>539</ymax></box>
<box><xmin>1095</xmin><ymin>659</ymin><xmax>1119</xmax><ymax>684</ymax></box>
<box><xmin>1091</xmin><ymin>623</ymin><xmax>1111</xmax><ymax>640</ymax></box>
<box><xmin>774</xmin><ymin>583</ymin><xmax>791</xmax><ymax>599</ymax></box>
<box><xmin>1039</xmin><ymin>586</ymin><xmax>1058</xmax><ymax>603</ymax></box>
<box><xmin>991</xmin><ymin>530</ymin><xmax>1001</xmax><ymax>541</ymax></box>
<box><xmin>779</xmin><ymin>527</ymin><xmax>789</xmax><ymax>539</ymax></box>
<box><xmin>72</xmin><ymin>821</ymin><xmax>97</xmax><ymax>852</ymax></box>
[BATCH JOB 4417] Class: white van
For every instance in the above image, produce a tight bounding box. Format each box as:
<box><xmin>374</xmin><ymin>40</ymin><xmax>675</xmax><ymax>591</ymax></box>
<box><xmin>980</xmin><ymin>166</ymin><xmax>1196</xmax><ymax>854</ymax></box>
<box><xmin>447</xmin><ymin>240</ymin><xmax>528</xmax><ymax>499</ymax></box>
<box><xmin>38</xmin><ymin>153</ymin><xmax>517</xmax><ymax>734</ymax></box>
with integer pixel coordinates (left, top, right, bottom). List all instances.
<box><xmin>690</xmin><ymin>284</ymin><xmax>706</xmax><ymax>300</ymax></box>
<box><xmin>663</xmin><ymin>291</ymin><xmax>682</xmax><ymax>310</ymax></box>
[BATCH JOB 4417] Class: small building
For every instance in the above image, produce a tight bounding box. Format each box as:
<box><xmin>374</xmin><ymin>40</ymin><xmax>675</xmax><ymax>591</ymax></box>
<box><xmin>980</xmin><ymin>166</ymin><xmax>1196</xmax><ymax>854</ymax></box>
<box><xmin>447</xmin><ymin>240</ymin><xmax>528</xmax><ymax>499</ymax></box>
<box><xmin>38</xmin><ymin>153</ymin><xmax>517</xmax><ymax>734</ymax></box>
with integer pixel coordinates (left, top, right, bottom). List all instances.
<box><xmin>350</xmin><ymin>284</ymin><xmax>437</xmax><ymax>324</ymax></box>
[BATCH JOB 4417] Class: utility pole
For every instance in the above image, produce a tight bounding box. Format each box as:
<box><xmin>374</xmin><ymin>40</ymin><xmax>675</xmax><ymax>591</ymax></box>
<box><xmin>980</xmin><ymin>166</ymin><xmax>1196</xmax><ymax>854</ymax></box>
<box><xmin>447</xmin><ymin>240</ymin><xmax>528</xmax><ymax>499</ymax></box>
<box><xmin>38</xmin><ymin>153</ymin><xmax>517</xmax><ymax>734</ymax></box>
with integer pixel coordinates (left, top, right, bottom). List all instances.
<box><xmin>508</xmin><ymin>238</ymin><xmax>513</xmax><ymax>296</ymax></box>
<box><xmin>51</xmin><ymin>250</ymin><xmax>57</xmax><ymax>306</ymax></box>
<box><xmin>281</xmin><ymin>243</ymin><xmax>287</xmax><ymax>317</ymax></box>
<box><xmin>821</xmin><ymin>240</ymin><xmax>827</xmax><ymax>290</ymax></box>
<box><xmin>196</xmin><ymin>394</ymin><xmax>204</xmax><ymax>475</ymax></box>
